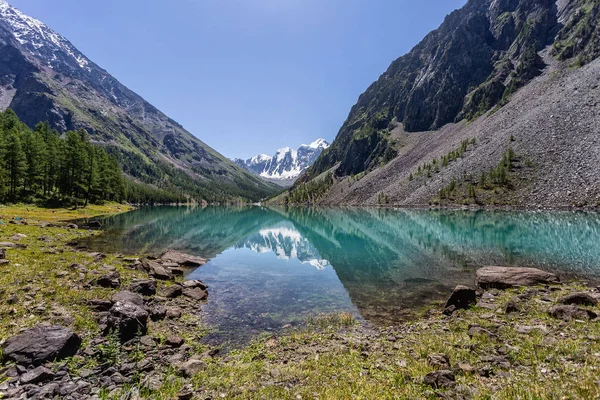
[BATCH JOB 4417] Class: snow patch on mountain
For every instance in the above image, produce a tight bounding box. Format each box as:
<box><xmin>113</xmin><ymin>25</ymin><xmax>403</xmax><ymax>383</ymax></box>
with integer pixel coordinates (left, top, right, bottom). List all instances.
<box><xmin>0</xmin><ymin>0</ymin><xmax>92</xmax><ymax>71</ymax></box>
<box><xmin>238</xmin><ymin>225</ymin><xmax>330</xmax><ymax>270</ymax></box>
<box><xmin>234</xmin><ymin>138</ymin><xmax>329</xmax><ymax>186</ymax></box>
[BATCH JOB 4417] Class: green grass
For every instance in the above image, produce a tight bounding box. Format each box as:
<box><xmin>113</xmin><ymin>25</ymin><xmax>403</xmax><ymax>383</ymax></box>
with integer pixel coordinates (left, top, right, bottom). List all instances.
<box><xmin>189</xmin><ymin>286</ymin><xmax>600</xmax><ymax>399</ymax></box>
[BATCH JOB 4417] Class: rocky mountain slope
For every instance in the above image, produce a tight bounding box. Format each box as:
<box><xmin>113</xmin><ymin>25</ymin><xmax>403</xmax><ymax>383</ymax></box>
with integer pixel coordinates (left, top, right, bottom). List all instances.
<box><xmin>0</xmin><ymin>0</ymin><xmax>277</xmax><ymax>202</ymax></box>
<box><xmin>291</xmin><ymin>0</ymin><xmax>599</xmax><ymax>208</ymax></box>
<box><xmin>234</xmin><ymin>139</ymin><xmax>329</xmax><ymax>186</ymax></box>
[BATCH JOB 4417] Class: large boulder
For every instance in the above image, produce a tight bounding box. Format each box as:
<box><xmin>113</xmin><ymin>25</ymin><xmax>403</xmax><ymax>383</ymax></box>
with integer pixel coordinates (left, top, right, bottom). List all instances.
<box><xmin>476</xmin><ymin>267</ymin><xmax>559</xmax><ymax>289</ymax></box>
<box><xmin>161</xmin><ymin>251</ymin><xmax>206</xmax><ymax>267</ymax></box>
<box><xmin>2</xmin><ymin>325</ymin><xmax>81</xmax><ymax>366</ymax></box>
<box><xmin>106</xmin><ymin>302</ymin><xmax>148</xmax><ymax>342</ymax></box>
<box><xmin>444</xmin><ymin>285</ymin><xmax>477</xmax><ymax>310</ymax></box>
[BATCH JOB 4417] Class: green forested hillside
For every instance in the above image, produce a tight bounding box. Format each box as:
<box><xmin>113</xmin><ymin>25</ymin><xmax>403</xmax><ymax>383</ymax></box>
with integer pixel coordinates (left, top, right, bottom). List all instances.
<box><xmin>0</xmin><ymin>109</ymin><xmax>125</xmax><ymax>206</ymax></box>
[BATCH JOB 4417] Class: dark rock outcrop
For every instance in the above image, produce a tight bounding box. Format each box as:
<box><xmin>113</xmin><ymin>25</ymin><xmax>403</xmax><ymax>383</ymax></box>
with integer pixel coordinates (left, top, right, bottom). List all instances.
<box><xmin>558</xmin><ymin>292</ymin><xmax>598</xmax><ymax>307</ymax></box>
<box><xmin>129</xmin><ymin>279</ymin><xmax>157</xmax><ymax>296</ymax></box>
<box><xmin>444</xmin><ymin>285</ymin><xmax>477</xmax><ymax>310</ymax></box>
<box><xmin>476</xmin><ymin>267</ymin><xmax>559</xmax><ymax>289</ymax></box>
<box><xmin>92</xmin><ymin>271</ymin><xmax>121</xmax><ymax>289</ymax></box>
<box><xmin>2</xmin><ymin>325</ymin><xmax>81</xmax><ymax>366</ymax></box>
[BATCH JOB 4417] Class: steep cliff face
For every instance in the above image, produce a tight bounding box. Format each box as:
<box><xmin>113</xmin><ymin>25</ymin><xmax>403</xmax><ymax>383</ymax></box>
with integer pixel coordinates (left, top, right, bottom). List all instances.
<box><xmin>0</xmin><ymin>0</ymin><xmax>277</xmax><ymax>202</ymax></box>
<box><xmin>304</xmin><ymin>0</ymin><xmax>598</xmax><ymax>185</ymax></box>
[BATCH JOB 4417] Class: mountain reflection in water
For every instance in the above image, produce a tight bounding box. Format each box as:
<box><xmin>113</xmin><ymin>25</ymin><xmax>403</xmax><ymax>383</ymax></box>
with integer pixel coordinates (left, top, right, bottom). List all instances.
<box><xmin>83</xmin><ymin>206</ymin><xmax>600</xmax><ymax>344</ymax></box>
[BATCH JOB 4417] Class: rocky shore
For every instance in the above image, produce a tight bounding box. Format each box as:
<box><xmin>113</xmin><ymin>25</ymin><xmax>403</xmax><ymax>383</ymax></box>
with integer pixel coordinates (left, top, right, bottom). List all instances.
<box><xmin>1</xmin><ymin>207</ymin><xmax>600</xmax><ymax>399</ymax></box>
<box><xmin>0</xmin><ymin>209</ymin><xmax>214</xmax><ymax>399</ymax></box>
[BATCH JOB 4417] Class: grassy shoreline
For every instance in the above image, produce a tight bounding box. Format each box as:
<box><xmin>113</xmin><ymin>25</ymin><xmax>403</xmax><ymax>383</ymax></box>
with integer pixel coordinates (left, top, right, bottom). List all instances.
<box><xmin>1</xmin><ymin>205</ymin><xmax>600</xmax><ymax>399</ymax></box>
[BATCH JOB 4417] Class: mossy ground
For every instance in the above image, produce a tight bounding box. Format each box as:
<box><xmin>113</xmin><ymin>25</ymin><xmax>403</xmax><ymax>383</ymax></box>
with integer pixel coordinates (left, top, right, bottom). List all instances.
<box><xmin>1</xmin><ymin>205</ymin><xmax>600</xmax><ymax>399</ymax></box>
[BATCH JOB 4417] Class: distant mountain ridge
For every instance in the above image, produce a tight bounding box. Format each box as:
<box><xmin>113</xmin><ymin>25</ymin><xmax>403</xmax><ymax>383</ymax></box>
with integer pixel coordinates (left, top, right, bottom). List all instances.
<box><xmin>0</xmin><ymin>0</ymin><xmax>277</xmax><ymax>202</ymax></box>
<box><xmin>234</xmin><ymin>139</ymin><xmax>329</xmax><ymax>186</ymax></box>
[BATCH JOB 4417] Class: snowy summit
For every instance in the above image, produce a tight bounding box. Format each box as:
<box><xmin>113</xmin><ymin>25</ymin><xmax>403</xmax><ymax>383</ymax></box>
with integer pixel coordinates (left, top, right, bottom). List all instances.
<box><xmin>234</xmin><ymin>139</ymin><xmax>330</xmax><ymax>186</ymax></box>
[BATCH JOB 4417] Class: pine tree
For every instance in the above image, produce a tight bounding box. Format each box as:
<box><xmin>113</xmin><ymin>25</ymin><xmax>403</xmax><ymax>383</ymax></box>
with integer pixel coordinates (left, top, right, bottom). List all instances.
<box><xmin>3</xmin><ymin>127</ymin><xmax>26</xmax><ymax>200</ymax></box>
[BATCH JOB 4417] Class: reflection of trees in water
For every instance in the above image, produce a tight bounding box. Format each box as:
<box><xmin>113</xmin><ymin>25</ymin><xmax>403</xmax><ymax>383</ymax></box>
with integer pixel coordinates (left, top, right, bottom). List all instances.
<box><xmin>86</xmin><ymin>206</ymin><xmax>600</xmax><ymax>327</ymax></box>
<box><xmin>84</xmin><ymin>206</ymin><xmax>285</xmax><ymax>258</ymax></box>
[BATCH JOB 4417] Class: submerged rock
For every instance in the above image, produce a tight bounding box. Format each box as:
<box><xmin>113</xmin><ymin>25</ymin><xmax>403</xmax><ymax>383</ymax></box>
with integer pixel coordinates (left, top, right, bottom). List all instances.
<box><xmin>476</xmin><ymin>266</ymin><xmax>559</xmax><ymax>289</ymax></box>
<box><xmin>2</xmin><ymin>325</ymin><xmax>81</xmax><ymax>366</ymax></box>
<box><xmin>161</xmin><ymin>250</ymin><xmax>206</xmax><ymax>267</ymax></box>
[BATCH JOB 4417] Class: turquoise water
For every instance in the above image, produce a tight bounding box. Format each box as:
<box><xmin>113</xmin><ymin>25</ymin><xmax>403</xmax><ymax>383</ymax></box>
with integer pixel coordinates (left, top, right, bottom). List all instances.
<box><xmin>84</xmin><ymin>206</ymin><xmax>600</xmax><ymax>344</ymax></box>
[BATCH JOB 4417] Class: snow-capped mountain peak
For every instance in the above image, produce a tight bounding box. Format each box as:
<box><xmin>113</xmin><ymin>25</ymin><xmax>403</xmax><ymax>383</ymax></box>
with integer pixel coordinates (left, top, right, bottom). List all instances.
<box><xmin>0</xmin><ymin>0</ymin><xmax>92</xmax><ymax>71</ymax></box>
<box><xmin>233</xmin><ymin>138</ymin><xmax>330</xmax><ymax>186</ymax></box>
<box><xmin>303</xmin><ymin>138</ymin><xmax>329</xmax><ymax>149</ymax></box>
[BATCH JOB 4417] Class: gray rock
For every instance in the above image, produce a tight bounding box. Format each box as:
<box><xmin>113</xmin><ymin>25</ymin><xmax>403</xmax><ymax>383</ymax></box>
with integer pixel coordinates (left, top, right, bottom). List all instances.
<box><xmin>106</xmin><ymin>301</ymin><xmax>148</xmax><ymax>342</ymax></box>
<box><xmin>427</xmin><ymin>353</ymin><xmax>450</xmax><ymax>369</ymax></box>
<box><xmin>166</xmin><ymin>335</ymin><xmax>184</xmax><ymax>348</ymax></box>
<box><xmin>2</xmin><ymin>325</ymin><xmax>81</xmax><ymax>366</ymax></box>
<box><xmin>423</xmin><ymin>370</ymin><xmax>455</xmax><ymax>388</ymax></box>
<box><xmin>150</xmin><ymin>305</ymin><xmax>167</xmax><ymax>321</ymax></box>
<box><xmin>182</xmin><ymin>280</ymin><xmax>207</xmax><ymax>290</ymax></box>
<box><xmin>178</xmin><ymin>358</ymin><xmax>205</xmax><ymax>377</ymax></box>
<box><xmin>476</xmin><ymin>266</ymin><xmax>559</xmax><ymax>289</ymax></box>
<box><xmin>20</xmin><ymin>366</ymin><xmax>55</xmax><ymax>384</ymax></box>
<box><xmin>65</xmin><ymin>223</ymin><xmax>78</xmax><ymax>229</ymax></box>
<box><xmin>112</xmin><ymin>291</ymin><xmax>145</xmax><ymax>307</ymax></box>
<box><xmin>160</xmin><ymin>285</ymin><xmax>183</xmax><ymax>299</ymax></box>
<box><xmin>183</xmin><ymin>287</ymin><xmax>208</xmax><ymax>301</ymax></box>
<box><xmin>144</xmin><ymin>260</ymin><xmax>173</xmax><ymax>281</ymax></box>
<box><xmin>548</xmin><ymin>305</ymin><xmax>597</xmax><ymax>321</ymax></box>
<box><xmin>558</xmin><ymin>292</ymin><xmax>598</xmax><ymax>306</ymax></box>
<box><xmin>88</xmin><ymin>299</ymin><xmax>113</xmax><ymax>312</ymax></box>
<box><xmin>129</xmin><ymin>280</ymin><xmax>157</xmax><ymax>296</ymax></box>
<box><xmin>468</xmin><ymin>324</ymin><xmax>496</xmax><ymax>338</ymax></box>
<box><xmin>161</xmin><ymin>250</ymin><xmax>206</xmax><ymax>267</ymax></box>
<box><xmin>0</xmin><ymin>242</ymin><xmax>17</xmax><ymax>248</ymax></box>
<box><xmin>92</xmin><ymin>271</ymin><xmax>121</xmax><ymax>288</ymax></box>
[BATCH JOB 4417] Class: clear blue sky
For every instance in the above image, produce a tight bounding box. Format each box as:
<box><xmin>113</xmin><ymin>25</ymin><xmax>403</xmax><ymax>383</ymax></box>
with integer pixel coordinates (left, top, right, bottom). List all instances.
<box><xmin>10</xmin><ymin>0</ymin><xmax>465</xmax><ymax>159</ymax></box>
